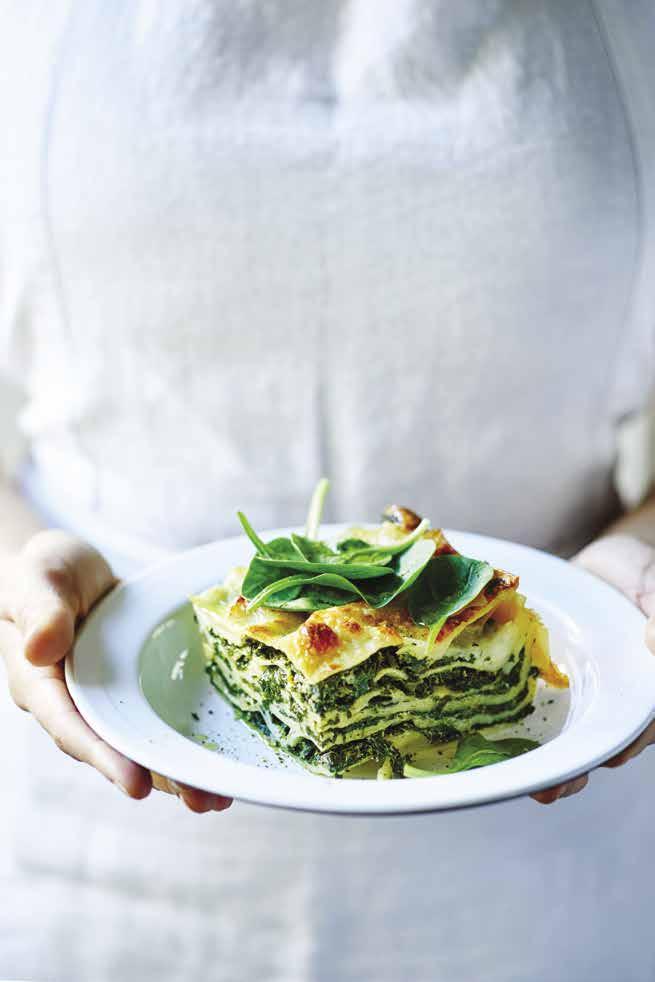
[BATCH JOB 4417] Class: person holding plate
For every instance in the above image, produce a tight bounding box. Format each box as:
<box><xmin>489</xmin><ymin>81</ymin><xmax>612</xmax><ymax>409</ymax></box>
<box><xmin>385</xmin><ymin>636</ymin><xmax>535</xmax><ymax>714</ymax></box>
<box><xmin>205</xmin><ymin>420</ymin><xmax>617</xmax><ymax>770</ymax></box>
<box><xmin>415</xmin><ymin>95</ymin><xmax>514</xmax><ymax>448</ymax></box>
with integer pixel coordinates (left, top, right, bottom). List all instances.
<box><xmin>1</xmin><ymin>2</ymin><xmax>654</xmax><ymax>980</ymax></box>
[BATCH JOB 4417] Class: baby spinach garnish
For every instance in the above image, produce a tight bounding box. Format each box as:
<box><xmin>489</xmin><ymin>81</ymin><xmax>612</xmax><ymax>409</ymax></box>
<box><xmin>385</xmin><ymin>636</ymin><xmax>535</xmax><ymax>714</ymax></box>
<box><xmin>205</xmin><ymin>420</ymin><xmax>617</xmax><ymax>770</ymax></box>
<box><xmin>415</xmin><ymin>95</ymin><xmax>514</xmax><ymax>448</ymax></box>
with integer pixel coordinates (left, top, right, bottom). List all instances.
<box><xmin>246</xmin><ymin>572</ymin><xmax>361</xmax><ymax>612</ymax></box>
<box><xmin>253</xmin><ymin>554</ymin><xmax>393</xmax><ymax>580</ymax></box>
<box><xmin>259</xmin><ymin>537</ymin><xmax>308</xmax><ymax>562</ymax></box>
<box><xmin>336</xmin><ymin>537</ymin><xmax>377</xmax><ymax>553</ymax></box>
<box><xmin>335</xmin><ymin>518</ymin><xmax>430</xmax><ymax>560</ymax></box>
<box><xmin>449</xmin><ymin>733</ymin><xmax>539</xmax><ymax>771</ymax></box>
<box><xmin>244</xmin><ymin>540</ymin><xmax>435</xmax><ymax>612</ymax></box>
<box><xmin>403</xmin><ymin>732</ymin><xmax>539</xmax><ymax>777</ymax></box>
<box><xmin>359</xmin><ymin>538</ymin><xmax>436</xmax><ymax>607</ymax></box>
<box><xmin>408</xmin><ymin>555</ymin><xmax>494</xmax><ymax>647</ymax></box>
<box><xmin>237</xmin><ymin>511</ymin><xmax>273</xmax><ymax>557</ymax></box>
<box><xmin>236</xmin><ymin>481</ymin><xmax>497</xmax><ymax>640</ymax></box>
<box><xmin>290</xmin><ymin>534</ymin><xmax>340</xmax><ymax>564</ymax></box>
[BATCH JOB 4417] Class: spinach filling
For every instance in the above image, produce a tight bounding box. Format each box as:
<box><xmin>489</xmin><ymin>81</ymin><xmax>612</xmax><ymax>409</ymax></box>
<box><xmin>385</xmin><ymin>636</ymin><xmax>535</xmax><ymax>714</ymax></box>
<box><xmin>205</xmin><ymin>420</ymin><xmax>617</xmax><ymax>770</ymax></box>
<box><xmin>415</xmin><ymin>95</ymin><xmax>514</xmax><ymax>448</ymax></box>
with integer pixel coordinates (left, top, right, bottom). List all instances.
<box><xmin>204</xmin><ymin>629</ymin><xmax>535</xmax><ymax>776</ymax></box>
<box><xmin>228</xmin><ymin>696</ymin><xmax>535</xmax><ymax>778</ymax></box>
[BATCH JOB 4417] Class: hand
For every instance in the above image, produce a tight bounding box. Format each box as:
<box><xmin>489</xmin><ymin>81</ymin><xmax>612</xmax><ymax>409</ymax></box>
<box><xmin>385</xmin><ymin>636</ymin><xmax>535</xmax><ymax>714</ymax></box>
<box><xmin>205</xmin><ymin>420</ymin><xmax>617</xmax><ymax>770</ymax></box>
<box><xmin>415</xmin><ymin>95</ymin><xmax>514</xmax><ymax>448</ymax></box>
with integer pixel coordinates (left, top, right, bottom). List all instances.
<box><xmin>532</xmin><ymin>534</ymin><xmax>655</xmax><ymax>804</ymax></box>
<box><xmin>0</xmin><ymin>531</ymin><xmax>232</xmax><ymax>813</ymax></box>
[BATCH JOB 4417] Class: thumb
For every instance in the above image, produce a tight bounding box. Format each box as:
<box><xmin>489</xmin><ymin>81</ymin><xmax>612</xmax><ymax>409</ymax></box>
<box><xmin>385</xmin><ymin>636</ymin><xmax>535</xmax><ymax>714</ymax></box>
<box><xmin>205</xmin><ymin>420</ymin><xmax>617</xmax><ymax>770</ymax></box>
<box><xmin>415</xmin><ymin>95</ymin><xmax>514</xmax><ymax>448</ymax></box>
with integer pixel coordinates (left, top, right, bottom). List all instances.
<box><xmin>10</xmin><ymin>564</ymin><xmax>78</xmax><ymax>667</ymax></box>
<box><xmin>4</xmin><ymin>532</ymin><xmax>115</xmax><ymax>667</ymax></box>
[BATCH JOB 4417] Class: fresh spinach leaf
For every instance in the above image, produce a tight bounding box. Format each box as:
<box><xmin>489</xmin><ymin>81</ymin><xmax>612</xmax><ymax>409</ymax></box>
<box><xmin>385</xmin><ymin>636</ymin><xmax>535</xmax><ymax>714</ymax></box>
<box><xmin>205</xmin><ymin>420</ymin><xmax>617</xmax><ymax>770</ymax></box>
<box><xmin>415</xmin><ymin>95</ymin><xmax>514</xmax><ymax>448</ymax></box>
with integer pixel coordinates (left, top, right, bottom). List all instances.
<box><xmin>360</xmin><ymin>538</ymin><xmax>436</xmax><ymax>607</ymax></box>
<box><xmin>244</xmin><ymin>539</ymin><xmax>435</xmax><ymax>612</ymax></box>
<box><xmin>408</xmin><ymin>555</ymin><xmax>494</xmax><ymax>632</ymax></box>
<box><xmin>336</xmin><ymin>538</ymin><xmax>374</xmax><ymax>554</ymax></box>
<box><xmin>289</xmin><ymin>533</ymin><xmax>392</xmax><ymax>571</ymax></box>
<box><xmin>246</xmin><ymin>572</ymin><xmax>362</xmax><ymax>611</ymax></box>
<box><xmin>237</xmin><ymin>511</ymin><xmax>273</xmax><ymax>557</ymax></box>
<box><xmin>333</xmin><ymin>544</ymin><xmax>399</xmax><ymax>566</ymax></box>
<box><xmin>241</xmin><ymin>558</ymin><xmax>305</xmax><ymax>604</ymax></box>
<box><xmin>403</xmin><ymin>732</ymin><xmax>539</xmax><ymax>778</ymax></box>
<box><xmin>265</xmin><ymin>537</ymin><xmax>307</xmax><ymax>560</ymax></box>
<box><xmin>290</xmin><ymin>534</ymin><xmax>337</xmax><ymax>563</ymax></box>
<box><xmin>449</xmin><ymin>733</ymin><xmax>539</xmax><ymax>772</ymax></box>
<box><xmin>275</xmin><ymin>583</ymin><xmax>364</xmax><ymax>611</ymax></box>
<box><xmin>336</xmin><ymin>518</ymin><xmax>430</xmax><ymax>561</ymax></box>
<box><xmin>253</xmin><ymin>555</ymin><xmax>394</xmax><ymax>580</ymax></box>
<box><xmin>240</xmin><ymin>537</ymin><xmax>334</xmax><ymax>599</ymax></box>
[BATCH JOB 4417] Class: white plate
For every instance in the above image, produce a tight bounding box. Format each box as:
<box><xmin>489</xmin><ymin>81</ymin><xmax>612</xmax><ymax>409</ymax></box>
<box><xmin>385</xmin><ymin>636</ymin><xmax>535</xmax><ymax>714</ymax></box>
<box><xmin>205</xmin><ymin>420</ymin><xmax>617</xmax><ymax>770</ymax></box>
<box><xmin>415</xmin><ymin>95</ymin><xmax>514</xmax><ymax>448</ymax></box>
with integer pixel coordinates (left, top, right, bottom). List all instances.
<box><xmin>66</xmin><ymin>527</ymin><xmax>655</xmax><ymax>814</ymax></box>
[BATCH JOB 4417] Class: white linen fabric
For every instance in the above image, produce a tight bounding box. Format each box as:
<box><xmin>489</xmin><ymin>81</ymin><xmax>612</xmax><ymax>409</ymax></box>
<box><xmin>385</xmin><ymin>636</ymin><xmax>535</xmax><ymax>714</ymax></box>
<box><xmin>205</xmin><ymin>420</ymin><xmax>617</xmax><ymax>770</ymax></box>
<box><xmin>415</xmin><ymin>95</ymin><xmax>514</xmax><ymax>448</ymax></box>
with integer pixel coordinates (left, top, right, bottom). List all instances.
<box><xmin>1</xmin><ymin>2</ymin><xmax>655</xmax><ymax>980</ymax></box>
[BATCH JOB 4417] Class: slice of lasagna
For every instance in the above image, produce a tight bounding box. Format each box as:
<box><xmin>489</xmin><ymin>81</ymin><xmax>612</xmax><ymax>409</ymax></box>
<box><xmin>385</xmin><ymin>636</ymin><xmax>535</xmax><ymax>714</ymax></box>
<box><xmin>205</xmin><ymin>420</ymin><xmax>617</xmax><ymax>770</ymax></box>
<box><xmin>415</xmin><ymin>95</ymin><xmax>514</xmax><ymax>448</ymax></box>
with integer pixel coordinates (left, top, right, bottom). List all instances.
<box><xmin>191</xmin><ymin>486</ymin><xmax>567</xmax><ymax>778</ymax></box>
